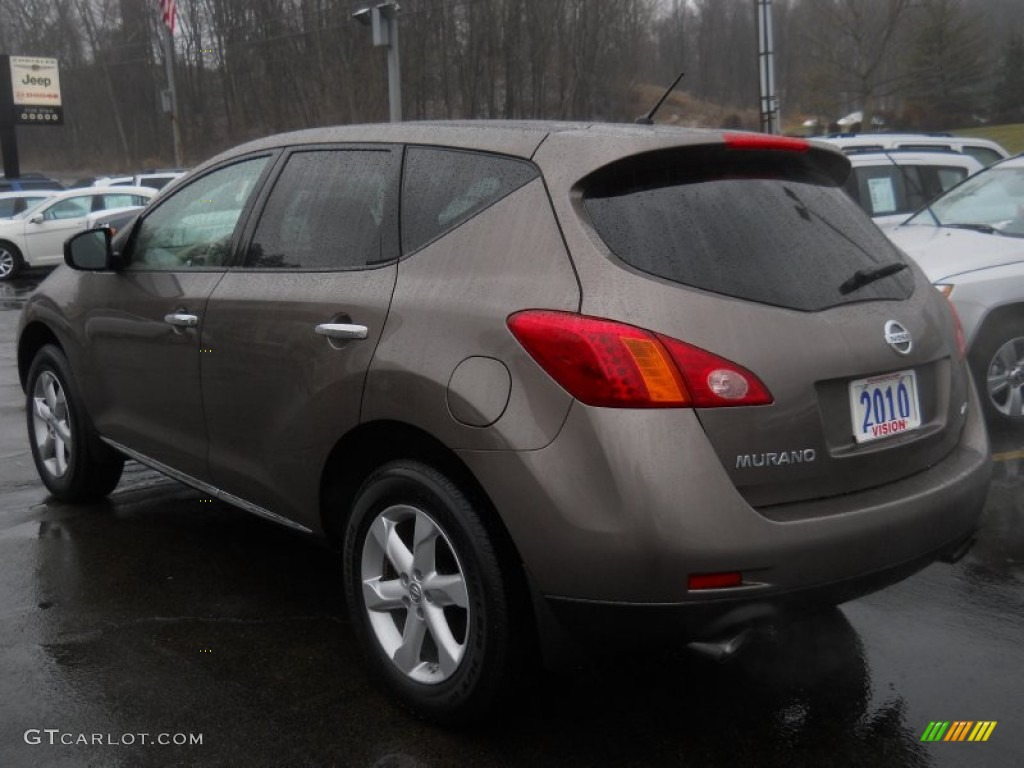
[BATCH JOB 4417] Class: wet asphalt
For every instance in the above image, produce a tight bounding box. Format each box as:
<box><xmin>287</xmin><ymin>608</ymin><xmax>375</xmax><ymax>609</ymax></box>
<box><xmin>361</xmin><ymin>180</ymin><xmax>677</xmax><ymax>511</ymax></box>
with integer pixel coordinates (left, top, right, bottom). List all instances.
<box><xmin>0</xmin><ymin>271</ymin><xmax>1022</xmax><ymax>768</ymax></box>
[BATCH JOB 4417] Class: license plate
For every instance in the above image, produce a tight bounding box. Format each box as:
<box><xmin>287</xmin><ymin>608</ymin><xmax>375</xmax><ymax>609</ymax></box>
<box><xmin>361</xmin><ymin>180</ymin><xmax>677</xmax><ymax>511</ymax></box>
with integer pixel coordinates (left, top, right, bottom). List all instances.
<box><xmin>849</xmin><ymin>370</ymin><xmax>922</xmax><ymax>444</ymax></box>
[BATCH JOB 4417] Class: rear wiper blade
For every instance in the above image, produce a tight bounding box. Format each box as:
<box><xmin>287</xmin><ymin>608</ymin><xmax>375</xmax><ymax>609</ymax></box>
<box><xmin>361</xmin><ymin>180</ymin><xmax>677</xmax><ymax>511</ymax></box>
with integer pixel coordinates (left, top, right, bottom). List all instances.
<box><xmin>839</xmin><ymin>262</ymin><xmax>908</xmax><ymax>295</ymax></box>
<box><xmin>942</xmin><ymin>222</ymin><xmax>1000</xmax><ymax>235</ymax></box>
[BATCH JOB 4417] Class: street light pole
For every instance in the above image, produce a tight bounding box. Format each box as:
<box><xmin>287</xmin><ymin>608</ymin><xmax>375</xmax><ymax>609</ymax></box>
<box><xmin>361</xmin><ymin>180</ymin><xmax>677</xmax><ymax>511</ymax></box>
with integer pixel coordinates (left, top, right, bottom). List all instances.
<box><xmin>353</xmin><ymin>3</ymin><xmax>403</xmax><ymax>122</ymax></box>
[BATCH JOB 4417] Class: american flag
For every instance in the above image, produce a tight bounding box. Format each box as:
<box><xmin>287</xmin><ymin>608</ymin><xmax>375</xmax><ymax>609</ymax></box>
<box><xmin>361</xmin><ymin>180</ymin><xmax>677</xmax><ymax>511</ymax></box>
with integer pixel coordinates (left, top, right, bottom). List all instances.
<box><xmin>160</xmin><ymin>0</ymin><xmax>177</xmax><ymax>35</ymax></box>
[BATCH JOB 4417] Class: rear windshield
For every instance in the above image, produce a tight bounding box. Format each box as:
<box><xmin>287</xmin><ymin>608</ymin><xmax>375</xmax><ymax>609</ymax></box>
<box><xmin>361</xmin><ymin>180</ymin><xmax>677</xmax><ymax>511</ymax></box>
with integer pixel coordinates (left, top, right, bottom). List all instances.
<box><xmin>582</xmin><ymin>150</ymin><xmax>914</xmax><ymax>312</ymax></box>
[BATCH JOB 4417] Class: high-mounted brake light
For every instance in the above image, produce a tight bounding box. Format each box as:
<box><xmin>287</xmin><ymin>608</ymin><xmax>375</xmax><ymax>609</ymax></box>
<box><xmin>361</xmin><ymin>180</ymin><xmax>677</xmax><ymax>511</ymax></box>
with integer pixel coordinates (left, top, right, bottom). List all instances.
<box><xmin>723</xmin><ymin>132</ymin><xmax>810</xmax><ymax>153</ymax></box>
<box><xmin>507</xmin><ymin>311</ymin><xmax>773</xmax><ymax>408</ymax></box>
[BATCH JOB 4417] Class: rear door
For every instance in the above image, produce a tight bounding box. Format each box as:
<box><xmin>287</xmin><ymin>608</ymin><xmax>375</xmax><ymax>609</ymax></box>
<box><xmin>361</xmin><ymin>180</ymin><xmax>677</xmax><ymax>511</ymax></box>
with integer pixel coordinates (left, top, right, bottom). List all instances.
<box><xmin>201</xmin><ymin>146</ymin><xmax>401</xmax><ymax>526</ymax></box>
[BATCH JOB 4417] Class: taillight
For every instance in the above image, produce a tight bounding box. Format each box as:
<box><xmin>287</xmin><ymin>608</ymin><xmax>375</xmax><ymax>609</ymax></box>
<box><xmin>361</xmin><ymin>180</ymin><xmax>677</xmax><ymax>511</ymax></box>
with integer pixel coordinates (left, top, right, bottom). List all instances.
<box><xmin>942</xmin><ymin>294</ymin><xmax>967</xmax><ymax>360</ymax></box>
<box><xmin>507</xmin><ymin>310</ymin><xmax>773</xmax><ymax>408</ymax></box>
<box><xmin>723</xmin><ymin>132</ymin><xmax>809</xmax><ymax>153</ymax></box>
<box><xmin>688</xmin><ymin>572</ymin><xmax>743</xmax><ymax>590</ymax></box>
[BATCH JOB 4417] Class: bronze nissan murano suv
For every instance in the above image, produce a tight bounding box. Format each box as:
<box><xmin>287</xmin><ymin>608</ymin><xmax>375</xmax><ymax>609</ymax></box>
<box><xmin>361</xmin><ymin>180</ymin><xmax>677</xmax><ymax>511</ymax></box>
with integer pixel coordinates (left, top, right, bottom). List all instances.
<box><xmin>18</xmin><ymin>122</ymin><xmax>992</xmax><ymax>722</ymax></box>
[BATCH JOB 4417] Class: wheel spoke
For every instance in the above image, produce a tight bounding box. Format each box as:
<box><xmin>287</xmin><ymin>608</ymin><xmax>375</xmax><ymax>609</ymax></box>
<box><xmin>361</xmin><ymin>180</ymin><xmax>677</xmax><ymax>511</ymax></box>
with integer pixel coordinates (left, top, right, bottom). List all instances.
<box><xmin>411</xmin><ymin>511</ymin><xmax>438</xmax><ymax>574</ymax></box>
<box><xmin>44</xmin><ymin>378</ymin><xmax>59</xmax><ymax>412</ymax></box>
<box><xmin>1008</xmin><ymin>384</ymin><xmax>1024</xmax><ymax>418</ymax></box>
<box><xmin>425</xmin><ymin>572</ymin><xmax>468</xmax><ymax>608</ymax></box>
<box><xmin>54</xmin><ymin>436</ymin><xmax>68</xmax><ymax>474</ymax></box>
<box><xmin>424</xmin><ymin>604</ymin><xmax>464</xmax><ymax>676</ymax></box>
<box><xmin>391</xmin><ymin>611</ymin><xmax>428</xmax><ymax>675</ymax></box>
<box><xmin>54</xmin><ymin>419</ymin><xmax>71</xmax><ymax>445</ymax></box>
<box><xmin>369</xmin><ymin>516</ymin><xmax>413</xmax><ymax>576</ymax></box>
<box><xmin>33</xmin><ymin>396</ymin><xmax>52</xmax><ymax>423</ymax></box>
<box><xmin>988</xmin><ymin>371</ymin><xmax>1009</xmax><ymax>395</ymax></box>
<box><xmin>362</xmin><ymin>577</ymin><xmax>406</xmax><ymax>612</ymax></box>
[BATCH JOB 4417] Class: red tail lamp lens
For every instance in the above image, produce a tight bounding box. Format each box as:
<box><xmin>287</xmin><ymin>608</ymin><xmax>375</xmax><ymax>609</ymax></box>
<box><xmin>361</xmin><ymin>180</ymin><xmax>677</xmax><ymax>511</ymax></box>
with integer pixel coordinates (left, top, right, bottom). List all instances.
<box><xmin>507</xmin><ymin>310</ymin><xmax>773</xmax><ymax>408</ymax></box>
<box><xmin>688</xmin><ymin>572</ymin><xmax>743</xmax><ymax>590</ymax></box>
<box><xmin>943</xmin><ymin>296</ymin><xmax>967</xmax><ymax>360</ymax></box>
<box><xmin>723</xmin><ymin>132</ymin><xmax>809</xmax><ymax>153</ymax></box>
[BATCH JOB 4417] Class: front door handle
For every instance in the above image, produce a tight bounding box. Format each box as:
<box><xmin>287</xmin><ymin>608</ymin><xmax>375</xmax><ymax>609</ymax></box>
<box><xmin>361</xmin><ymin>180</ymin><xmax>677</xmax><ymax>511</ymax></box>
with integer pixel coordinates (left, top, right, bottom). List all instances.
<box><xmin>164</xmin><ymin>312</ymin><xmax>198</xmax><ymax>328</ymax></box>
<box><xmin>315</xmin><ymin>323</ymin><xmax>368</xmax><ymax>340</ymax></box>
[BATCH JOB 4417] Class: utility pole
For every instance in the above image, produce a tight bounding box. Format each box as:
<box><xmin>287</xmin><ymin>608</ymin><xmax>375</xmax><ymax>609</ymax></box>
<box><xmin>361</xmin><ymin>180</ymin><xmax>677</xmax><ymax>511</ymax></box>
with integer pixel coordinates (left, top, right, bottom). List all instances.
<box><xmin>756</xmin><ymin>0</ymin><xmax>780</xmax><ymax>134</ymax></box>
<box><xmin>162</xmin><ymin>25</ymin><xmax>183</xmax><ymax>167</ymax></box>
<box><xmin>353</xmin><ymin>3</ymin><xmax>403</xmax><ymax>122</ymax></box>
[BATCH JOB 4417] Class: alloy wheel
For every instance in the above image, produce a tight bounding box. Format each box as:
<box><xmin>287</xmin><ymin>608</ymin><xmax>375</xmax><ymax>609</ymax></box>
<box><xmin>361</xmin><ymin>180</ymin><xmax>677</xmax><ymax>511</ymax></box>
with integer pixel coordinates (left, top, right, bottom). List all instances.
<box><xmin>986</xmin><ymin>336</ymin><xmax>1024</xmax><ymax>419</ymax></box>
<box><xmin>360</xmin><ymin>504</ymin><xmax>470</xmax><ymax>684</ymax></box>
<box><xmin>32</xmin><ymin>370</ymin><xmax>73</xmax><ymax>478</ymax></box>
<box><xmin>0</xmin><ymin>248</ymin><xmax>14</xmax><ymax>279</ymax></box>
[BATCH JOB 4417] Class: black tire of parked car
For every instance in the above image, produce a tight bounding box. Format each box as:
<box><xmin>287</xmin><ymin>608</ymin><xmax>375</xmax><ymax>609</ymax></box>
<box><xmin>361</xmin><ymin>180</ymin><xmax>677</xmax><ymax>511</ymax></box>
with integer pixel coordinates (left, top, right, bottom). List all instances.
<box><xmin>25</xmin><ymin>345</ymin><xmax>125</xmax><ymax>500</ymax></box>
<box><xmin>0</xmin><ymin>240</ymin><xmax>24</xmax><ymax>282</ymax></box>
<box><xmin>343</xmin><ymin>460</ymin><xmax>519</xmax><ymax>724</ymax></box>
<box><xmin>970</xmin><ymin>318</ymin><xmax>1024</xmax><ymax>423</ymax></box>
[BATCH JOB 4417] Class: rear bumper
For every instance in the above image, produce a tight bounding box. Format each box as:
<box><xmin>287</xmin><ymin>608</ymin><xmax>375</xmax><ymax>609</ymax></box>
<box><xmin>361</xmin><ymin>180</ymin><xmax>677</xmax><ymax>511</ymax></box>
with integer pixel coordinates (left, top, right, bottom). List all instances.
<box><xmin>459</xmin><ymin>375</ymin><xmax>991</xmax><ymax>612</ymax></box>
<box><xmin>539</xmin><ymin>529</ymin><xmax>976</xmax><ymax>647</ymax></box>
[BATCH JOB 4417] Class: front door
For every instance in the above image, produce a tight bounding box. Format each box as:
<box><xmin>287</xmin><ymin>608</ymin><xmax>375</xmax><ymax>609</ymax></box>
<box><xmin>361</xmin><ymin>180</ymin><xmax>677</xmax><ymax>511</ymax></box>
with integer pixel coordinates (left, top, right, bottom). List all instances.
<box><xmin>81</xmin><ymin>156</ymin><xmax>273</xmax><ymax>482</ymax></box>
<box><xmin>201</xmin><ymin>147</ymin><xmax>401</xmax><ymax>526</ymax></box>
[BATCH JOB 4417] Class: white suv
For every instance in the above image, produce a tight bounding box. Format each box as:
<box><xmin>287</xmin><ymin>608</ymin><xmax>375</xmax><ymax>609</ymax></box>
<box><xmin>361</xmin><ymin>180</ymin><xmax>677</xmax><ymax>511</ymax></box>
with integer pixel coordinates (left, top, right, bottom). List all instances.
<box><xmin>841</xmin><ymin>150</ymin><xmax>983</xmax><ymax>228</ymax></box>
<box><xmin>821</xmin><ymin>133</ymin><xmax>1009</xmax><ymax>167</ymax></box>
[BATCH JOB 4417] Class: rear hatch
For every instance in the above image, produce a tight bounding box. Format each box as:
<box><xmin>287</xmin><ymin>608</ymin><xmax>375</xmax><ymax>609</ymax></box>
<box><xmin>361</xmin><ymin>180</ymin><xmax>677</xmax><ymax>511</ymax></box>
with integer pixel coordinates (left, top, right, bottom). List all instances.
<box><xmin>572</xmin><ymin>137</ymin><xmax>969</xmax><ymax>510</ymax></box>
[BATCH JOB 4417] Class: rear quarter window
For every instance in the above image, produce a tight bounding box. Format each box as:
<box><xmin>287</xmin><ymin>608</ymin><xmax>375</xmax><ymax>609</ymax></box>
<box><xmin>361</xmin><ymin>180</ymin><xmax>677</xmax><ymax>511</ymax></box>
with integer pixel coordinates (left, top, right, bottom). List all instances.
<box><xmin>401</xmin><ymin>147</ymin><xmax>539</xmax><ymax>254</ymax></box>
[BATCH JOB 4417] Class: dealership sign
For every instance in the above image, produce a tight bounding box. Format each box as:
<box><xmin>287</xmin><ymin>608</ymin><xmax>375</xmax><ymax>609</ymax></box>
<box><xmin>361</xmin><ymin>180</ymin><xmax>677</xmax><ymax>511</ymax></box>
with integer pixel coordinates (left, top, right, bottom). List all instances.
<box><xmin>9</xmin><ymin>56</ymin><xmax>63</xmax><ymax>125</ymax></box>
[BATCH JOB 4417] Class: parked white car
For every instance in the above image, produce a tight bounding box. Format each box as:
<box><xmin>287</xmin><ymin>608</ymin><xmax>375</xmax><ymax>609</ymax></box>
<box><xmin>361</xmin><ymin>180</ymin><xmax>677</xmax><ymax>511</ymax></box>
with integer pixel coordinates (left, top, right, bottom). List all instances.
<box><xmin>887</xmin><ymin>155</ymin><xmax>1024</xmax><ymax>423</ymax></box>
<box><xmin>821</xmin><ymin>133</ymin><xmax>1010</xmax><ymax>167</ymax></box>
<box><xmin>91</xmin><ymin>171</ymin><xmax>185</xmax><ymax>191</ymax></box>
<box><xmin>0</xmin><ymin>186</ymin><xmax>155</xmax><ymax>280</ymax></box>
<box><xmin>840</xmin><ymin>150</ymin><xmax>983</xmax><ymax>228</ymax></box>
<box><xmin>0</xmin><ymin>190</ymin><xmax>56</xmax><ymax>219</ymax></box>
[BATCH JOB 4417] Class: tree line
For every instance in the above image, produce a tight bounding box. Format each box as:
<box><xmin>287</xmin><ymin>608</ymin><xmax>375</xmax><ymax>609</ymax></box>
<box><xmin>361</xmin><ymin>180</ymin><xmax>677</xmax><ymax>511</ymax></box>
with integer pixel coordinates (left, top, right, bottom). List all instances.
<box><xmin>0</xmin><ymin>0</ymin><xmax>1021</xmax><ymax>171</ymax></box>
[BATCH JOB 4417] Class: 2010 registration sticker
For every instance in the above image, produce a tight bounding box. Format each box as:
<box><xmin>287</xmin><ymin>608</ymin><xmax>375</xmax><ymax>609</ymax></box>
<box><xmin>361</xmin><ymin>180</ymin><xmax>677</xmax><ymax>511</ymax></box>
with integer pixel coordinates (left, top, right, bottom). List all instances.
<box><xmin>849</xmin><ymin>370</ymin><xmax>921</xmax><ymax>444</ymax></box>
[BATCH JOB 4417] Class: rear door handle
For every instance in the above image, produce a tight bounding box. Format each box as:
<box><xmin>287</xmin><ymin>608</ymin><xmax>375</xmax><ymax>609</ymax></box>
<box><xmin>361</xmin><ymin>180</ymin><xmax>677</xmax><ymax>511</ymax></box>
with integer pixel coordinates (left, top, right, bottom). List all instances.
<box><xmin>315</xmin><ymin>323</ymin><xmax>368</xmax><ymax>340</ymax></box>
<box><xmin>164</xmin><ymin>313</ymin><xmax>198</xmax><ymax>328</ymax></box>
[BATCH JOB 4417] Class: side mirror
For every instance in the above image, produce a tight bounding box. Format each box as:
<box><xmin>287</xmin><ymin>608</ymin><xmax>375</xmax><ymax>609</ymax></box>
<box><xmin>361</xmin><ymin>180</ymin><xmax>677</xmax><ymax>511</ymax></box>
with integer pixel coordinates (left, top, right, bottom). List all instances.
<box><xmin>29</xmin><ymin>214</ymin><xmax>43</xmax><ymax>224</ymax></box>
<box><xmin>65</xmin><ymin>228</ymin><xmax>115</xmax><ymax>271</ymax></box>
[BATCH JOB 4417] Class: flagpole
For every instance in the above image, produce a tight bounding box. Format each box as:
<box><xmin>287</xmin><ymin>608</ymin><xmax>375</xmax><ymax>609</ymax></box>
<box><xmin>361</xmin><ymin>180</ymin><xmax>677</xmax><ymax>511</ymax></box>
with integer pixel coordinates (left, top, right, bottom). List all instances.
<box><xmin>161</xmin><ymin>16</ymin><xmax>183</xmax><ymax>167</ymax></box>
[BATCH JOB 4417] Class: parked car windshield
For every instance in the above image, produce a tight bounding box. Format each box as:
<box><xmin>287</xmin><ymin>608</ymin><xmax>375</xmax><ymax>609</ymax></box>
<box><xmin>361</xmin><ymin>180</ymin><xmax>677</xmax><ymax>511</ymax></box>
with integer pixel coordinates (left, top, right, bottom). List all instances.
<box><xmin>907</xmin><ymin>166</ymin><xmax>1024</xmax><ymax>237</ymax></box>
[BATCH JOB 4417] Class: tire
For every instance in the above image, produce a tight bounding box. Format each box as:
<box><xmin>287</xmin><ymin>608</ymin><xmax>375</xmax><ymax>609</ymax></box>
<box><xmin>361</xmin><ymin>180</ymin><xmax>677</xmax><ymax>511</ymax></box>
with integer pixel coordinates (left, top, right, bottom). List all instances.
<box><xmin>343</xmin><ymin>460</ymin><xmax>518</xmax><ymax>724</ymax></box>
<box><xmin>26</xmin><ymin>344</ymin><xmax>124</xmax><ymax>501</ymax></box>
<box><xmin>0</xmin><ymin>241</ymin><xmax>24</xmax><ymax>281</ymax></box>
<box><xmin>969</xmin><ymin>320</ymin><xmax>1024</xmax><ymax>424</ymax></box>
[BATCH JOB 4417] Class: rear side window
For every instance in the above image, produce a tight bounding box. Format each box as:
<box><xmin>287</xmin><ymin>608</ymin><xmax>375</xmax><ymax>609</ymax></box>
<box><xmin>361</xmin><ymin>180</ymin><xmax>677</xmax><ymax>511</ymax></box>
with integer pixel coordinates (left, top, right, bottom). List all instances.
<box><xmin>401</xmin><ymin>147</ymin><xmax>539</xmax><ymax>254</ymax></box>
<box><xmin>246</xmin><ymin>149</ymin><xmax>398</xmax><ymax>270</ymax></box>
<box><xmin>583</xmin><ymin>149</ymin><xmax>913</xmax><ymax>312</ymax></box>
<box><xmin>962</xmin><ymin>146</ymin><xmax>1002</xmax><ymax>167</ymax></box>
<box><xmin>846</xmin><ymin>165</ymin><xmax>968</xmax><ymax>216</ymax></box>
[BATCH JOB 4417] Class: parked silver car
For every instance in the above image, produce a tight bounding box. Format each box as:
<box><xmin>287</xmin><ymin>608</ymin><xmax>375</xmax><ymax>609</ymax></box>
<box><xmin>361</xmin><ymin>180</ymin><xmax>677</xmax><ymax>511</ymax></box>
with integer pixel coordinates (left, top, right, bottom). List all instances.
<box><xmin>19</xmin><ymin>122</ymin><xmax>991</xmax><ymax>722</ymax></box>
<box><xmin>888</xmin><ymin>153</ymin><xmax>1024</xmax><ymax>423</ymax></box>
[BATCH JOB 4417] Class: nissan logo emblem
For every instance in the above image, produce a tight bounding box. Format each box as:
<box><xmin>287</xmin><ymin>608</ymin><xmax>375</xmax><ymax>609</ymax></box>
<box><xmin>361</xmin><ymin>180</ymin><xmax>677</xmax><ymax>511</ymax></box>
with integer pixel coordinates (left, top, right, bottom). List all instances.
<box><xmin>884</xmin><ymin>320</ymin><xmax>912</xmax><ymax>355</ymax></box>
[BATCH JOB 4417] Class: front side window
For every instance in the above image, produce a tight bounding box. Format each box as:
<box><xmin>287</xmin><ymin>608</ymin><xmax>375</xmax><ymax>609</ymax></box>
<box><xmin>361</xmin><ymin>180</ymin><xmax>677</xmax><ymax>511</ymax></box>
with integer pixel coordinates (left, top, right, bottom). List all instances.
<box><xmin>44</xmin><ymin>198</ymin><xmax>90</xmax><ymax>221</ymax></box>
<box><xmin>129</xmin><ymin>157</ymin><xmax>269</xmax><ymax>270</ymax></box>
<box><xmin>245</xmin><ymin>149</ymin><xmax>398</xmax><ymax>269</ymax></box>
<box><xmin>401</xmin><ymin>147</ymin><xmax>539</xmax><ymax>254</ymax></box>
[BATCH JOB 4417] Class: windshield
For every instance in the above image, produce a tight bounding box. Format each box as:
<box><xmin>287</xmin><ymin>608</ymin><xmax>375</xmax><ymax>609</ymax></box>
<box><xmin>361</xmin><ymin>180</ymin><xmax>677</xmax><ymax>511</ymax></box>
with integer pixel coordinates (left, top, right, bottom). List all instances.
<box><xmin>906</xmin><ymin>165</ymin><xmax>1024</xmax><ymax>236</ymax></box>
